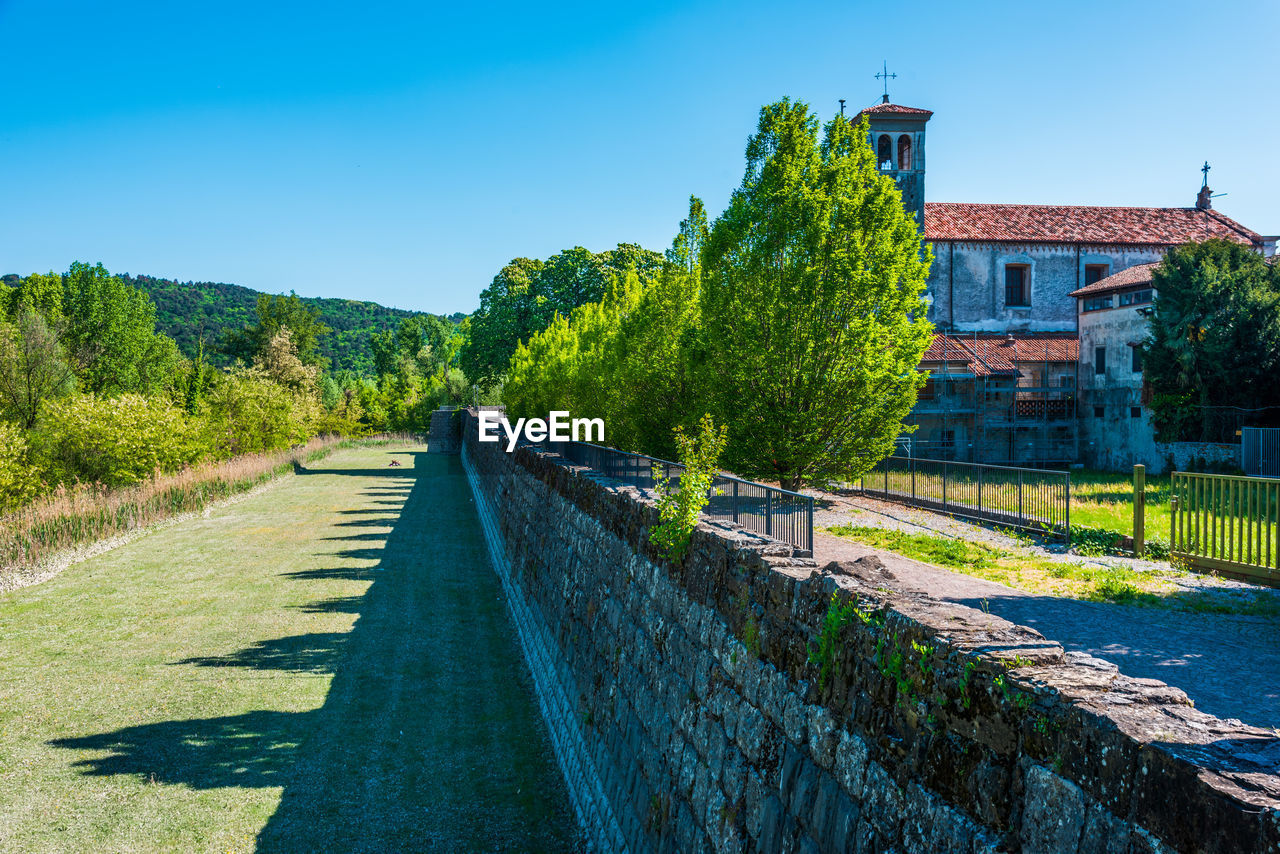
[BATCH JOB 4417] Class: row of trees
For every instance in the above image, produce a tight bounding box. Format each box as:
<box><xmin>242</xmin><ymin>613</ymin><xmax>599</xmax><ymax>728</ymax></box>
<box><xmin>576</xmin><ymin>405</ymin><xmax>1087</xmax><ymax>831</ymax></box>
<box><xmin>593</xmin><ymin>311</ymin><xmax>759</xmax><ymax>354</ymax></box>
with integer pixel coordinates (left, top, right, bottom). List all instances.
<box><xmin>0</xmin><ymin>263</ymin><xmax>465</xmax><ymax>509</ymax></box>
<box><xmin>500</xmin><ymin>101</ymin><xmax>934</xmax><ymax>489</ymax></box>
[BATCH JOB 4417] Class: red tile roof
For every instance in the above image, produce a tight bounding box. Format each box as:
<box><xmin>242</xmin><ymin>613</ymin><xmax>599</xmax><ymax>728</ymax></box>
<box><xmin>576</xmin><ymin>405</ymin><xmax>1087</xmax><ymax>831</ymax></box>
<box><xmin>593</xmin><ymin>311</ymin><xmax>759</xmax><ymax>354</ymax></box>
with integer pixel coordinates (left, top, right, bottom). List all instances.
<box><xmin>1068</xmin><ymin>262</ymin><xmax>1158</xmax><ymax>298</ymax></box>
<box><xmin>858</xmin><ymin>101</ymin><xmax>934</xmax><ymax>118</ymax></box>
<box><xmin>924</xmin><ymin>203</ymin><xmax>1262</xmax><ymax>247</ymax></box>
<box><xmin>921</xmin><ymin>334</ymin><xmax>1079</xmax><ymax>377</ymax></box>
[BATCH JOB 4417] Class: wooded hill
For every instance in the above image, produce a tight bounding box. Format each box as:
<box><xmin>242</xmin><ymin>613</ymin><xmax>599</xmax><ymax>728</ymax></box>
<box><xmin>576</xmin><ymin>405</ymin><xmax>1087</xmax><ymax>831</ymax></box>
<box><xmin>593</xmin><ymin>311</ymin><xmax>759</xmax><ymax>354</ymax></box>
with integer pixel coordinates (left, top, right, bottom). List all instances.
<box><xmin>121</xmin><ymin>274</ymin><xmax>464</xmax><ymax>374</ymax></box>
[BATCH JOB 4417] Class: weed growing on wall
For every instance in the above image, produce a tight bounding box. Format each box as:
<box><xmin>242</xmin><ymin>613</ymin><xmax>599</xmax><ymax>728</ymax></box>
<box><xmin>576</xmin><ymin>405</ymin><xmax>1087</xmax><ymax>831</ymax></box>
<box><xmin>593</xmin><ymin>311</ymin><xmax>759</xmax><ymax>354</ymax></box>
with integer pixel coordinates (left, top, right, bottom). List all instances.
<box><xmin>808</xmin><ymin>593</ymin><xmax>860</xmax><ymax>690</ymax></box>
<box><xmin>650</xmin><ymin>414</ymin><xmax>727</xmax><ymax>563</ymax></box>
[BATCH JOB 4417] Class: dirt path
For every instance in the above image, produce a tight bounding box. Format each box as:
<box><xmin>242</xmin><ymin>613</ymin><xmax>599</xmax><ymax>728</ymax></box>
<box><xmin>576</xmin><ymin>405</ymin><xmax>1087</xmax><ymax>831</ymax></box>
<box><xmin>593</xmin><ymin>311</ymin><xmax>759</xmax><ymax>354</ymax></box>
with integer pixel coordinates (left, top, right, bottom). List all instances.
<box><xmin>815</xmin><ymin>531</ymin><xmax>1280</xmax><ymax>730</ymax></box>
<box><xmin>0</xmin><ymin>444</ymin><xmax>579</xmax><ymax>853</ymax></box>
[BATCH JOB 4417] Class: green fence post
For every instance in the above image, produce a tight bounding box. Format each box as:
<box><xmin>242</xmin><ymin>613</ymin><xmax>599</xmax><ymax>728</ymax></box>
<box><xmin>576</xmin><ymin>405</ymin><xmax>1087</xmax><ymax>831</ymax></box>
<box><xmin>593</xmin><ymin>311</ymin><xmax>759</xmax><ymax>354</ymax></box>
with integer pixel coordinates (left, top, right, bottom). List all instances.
<box><xmin>1133</xmin><ymin>464</ymin><xmax>1146</xmax><ymax>558</ymax></box>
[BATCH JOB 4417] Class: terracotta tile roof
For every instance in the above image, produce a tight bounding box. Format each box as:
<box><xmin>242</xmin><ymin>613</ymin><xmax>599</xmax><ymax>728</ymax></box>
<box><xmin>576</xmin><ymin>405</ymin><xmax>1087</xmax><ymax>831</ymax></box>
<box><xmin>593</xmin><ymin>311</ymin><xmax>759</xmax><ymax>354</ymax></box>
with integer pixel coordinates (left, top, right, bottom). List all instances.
<box><xmin>858</xmin><ymin>101</ymin><xmax>934</xmax><ymax>118</ymax></box>
<box><xmin>1068</xmin><ymin>262</ymin><xmax>1158</xmax><ymax>298</ymax></box>
<box><xmin>924</xmin><ymin>202</ymin><xmax>1262</xmax><ymax>246</ymax></box>
<box><xmin>921</xmin><ymin>333</ymin><xmax>1079</xmax><ymax>377</ymax></box>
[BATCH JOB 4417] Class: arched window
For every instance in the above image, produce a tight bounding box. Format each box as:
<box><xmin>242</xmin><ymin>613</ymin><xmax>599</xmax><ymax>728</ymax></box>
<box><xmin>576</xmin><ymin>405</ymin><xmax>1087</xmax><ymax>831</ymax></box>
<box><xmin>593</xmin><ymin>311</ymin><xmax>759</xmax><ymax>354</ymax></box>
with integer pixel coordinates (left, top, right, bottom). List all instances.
<box><xmin>898</xmin><ymin>134</ymin><xmax>912</xmax><ymax>170</ymax></box>
<box><xmin>877</xmin><ymin>134</ymin><xmax>892</xmax><ymax>169</ymax></box>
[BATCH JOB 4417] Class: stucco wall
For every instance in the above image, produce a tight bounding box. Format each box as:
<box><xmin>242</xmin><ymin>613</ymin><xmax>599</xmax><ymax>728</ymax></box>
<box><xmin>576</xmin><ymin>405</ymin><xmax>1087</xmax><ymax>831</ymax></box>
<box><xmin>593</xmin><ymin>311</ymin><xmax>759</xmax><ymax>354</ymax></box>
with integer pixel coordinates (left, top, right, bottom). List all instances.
<box><xmin>457</xmin><ymin>409</ymin><xmax>1279</xmax><ymax>853</ymax></box>
<box><xmin>1077</xmin><ymin>298</ymin><xmax>1158</xmax><ymax>471</ymax></box>
<box><xmin>927</xmin><ymin>243</ymin><xmax>1164</xmax><ymax>334</ymax></box>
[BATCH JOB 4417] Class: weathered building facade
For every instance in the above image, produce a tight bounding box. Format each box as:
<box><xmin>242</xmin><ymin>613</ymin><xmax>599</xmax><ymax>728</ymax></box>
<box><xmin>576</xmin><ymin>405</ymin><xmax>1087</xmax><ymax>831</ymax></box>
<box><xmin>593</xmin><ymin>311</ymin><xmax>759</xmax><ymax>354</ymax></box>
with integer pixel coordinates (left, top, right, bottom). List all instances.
<box><xmin>908</xmin><ymin>333</ymin><xmax>1078</xmax><ymax>466</ymax></box>
<box><xmin>1072</xmin><ymin>264</ymin><xmax>1161</xmax><ymax>471</ymax></box>
<box><xmin>860</xmin><ymin>98</ymin><xmax>1271</xmax><ymax>469</ymax></box>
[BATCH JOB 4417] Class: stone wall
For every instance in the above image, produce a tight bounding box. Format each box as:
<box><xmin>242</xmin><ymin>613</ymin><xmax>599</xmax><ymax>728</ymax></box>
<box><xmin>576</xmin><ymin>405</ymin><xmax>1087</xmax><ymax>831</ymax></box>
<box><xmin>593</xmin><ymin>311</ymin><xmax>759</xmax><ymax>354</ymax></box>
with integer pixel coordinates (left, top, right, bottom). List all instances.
<box><xmin>459</xmin><ymin>409</ymin><xmax>1280</xmax><ymax>853</ymax></box>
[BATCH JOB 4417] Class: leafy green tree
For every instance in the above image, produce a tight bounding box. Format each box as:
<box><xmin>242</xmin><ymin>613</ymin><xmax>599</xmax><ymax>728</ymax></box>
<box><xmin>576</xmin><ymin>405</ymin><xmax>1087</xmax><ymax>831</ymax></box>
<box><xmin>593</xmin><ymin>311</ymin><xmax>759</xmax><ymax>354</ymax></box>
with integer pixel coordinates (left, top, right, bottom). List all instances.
<box><xmin>700</xmin><ymin>101</ymin><xmax>933</xmax><ymax>489</ymax></box>
<box><xmin>223</xmin><ymin>292</ymin><xmax>331</xmax><ymax>368</ymax></box>
<box><xmin>0</xmin><ymin>309</ymin><xmax>77</xmax><ymax>428</ymax></box>
<box><xmin>11</xmin><ymin>272</ymin><xmax>64</xmax><ymax>322</ymax></box>
<box><xmin>665</xmin><ymin>196</ymin><xmax>710</xmax><ymax>275</ymax></box>
<box><xmin>61</xmin><ymin>262</ymin><xmax>182</xmax><ymax>396</ymax></box>
<box><xmin>1141</xmin><ymin>239</ymin><xmax>1280</xmax><ymax>442</ymax></box>
<box><xmin>461</xmin><ymin>244</ymin><xmax>663</xmax><ymax>388</ymax></box>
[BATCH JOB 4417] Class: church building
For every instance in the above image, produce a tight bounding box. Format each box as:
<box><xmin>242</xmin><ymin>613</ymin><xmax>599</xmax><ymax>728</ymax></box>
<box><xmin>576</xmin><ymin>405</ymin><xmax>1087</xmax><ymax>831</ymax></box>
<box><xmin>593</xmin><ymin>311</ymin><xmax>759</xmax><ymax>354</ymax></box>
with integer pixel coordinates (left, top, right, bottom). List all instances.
<box><xmin>860</xmin><ymin>95</ymin><xmax>1272</xmax><ymax>469</ymax></box>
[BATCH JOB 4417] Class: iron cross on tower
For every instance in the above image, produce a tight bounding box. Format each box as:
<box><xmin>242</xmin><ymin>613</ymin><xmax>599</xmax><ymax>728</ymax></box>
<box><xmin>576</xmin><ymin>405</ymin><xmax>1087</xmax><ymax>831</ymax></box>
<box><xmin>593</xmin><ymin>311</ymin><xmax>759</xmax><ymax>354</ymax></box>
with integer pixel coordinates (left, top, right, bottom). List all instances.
<box><xmin>875</xmin><ymin>61</ymin><xmax>897</xmax><ymax>103</ymax></box>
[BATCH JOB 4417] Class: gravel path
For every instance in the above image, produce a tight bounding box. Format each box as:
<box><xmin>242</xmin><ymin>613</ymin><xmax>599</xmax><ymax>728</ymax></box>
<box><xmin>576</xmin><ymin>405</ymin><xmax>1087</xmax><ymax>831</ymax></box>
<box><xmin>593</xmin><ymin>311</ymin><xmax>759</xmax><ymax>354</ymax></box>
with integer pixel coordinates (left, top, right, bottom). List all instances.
<box><xmin>811</xmin><ymin>493</ymin><xmax>1280</xmax><ymax>729</ymax></box>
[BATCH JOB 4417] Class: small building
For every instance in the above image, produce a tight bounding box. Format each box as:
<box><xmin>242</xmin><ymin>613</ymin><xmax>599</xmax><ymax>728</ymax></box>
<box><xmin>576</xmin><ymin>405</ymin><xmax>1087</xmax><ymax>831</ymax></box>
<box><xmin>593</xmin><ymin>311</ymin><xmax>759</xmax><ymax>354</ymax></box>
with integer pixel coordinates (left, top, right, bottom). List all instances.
<box><xmin>1071</xmin><ymin>264</ymin><xmax>1160</xmax><ymax>471</ymax></box>
<box><xmin>907</xmin><ymin>333</ymin><xmax>1079</xmax><ymax>466</ymax></box>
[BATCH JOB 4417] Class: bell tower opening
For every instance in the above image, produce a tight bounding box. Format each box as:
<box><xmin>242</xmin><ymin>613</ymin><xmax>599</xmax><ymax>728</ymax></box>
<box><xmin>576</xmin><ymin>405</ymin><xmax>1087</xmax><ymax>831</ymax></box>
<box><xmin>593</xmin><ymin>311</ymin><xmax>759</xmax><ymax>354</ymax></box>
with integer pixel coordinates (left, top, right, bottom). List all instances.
<box><xmin>858</xmin><ymin>95</ymin><xmax>932</xmax><ymax>228</ymax></box>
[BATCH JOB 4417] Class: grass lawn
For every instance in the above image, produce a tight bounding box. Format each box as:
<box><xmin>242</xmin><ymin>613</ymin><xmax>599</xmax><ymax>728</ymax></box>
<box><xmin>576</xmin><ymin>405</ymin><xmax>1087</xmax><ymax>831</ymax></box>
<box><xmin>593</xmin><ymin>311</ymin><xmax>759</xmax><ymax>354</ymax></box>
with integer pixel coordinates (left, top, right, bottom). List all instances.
<box><xmin>0</xmin><ymin>444</ymin><xmax>577</xmax><ymax>853</ymax></box>
<box><xmin>825</xmin><ymin>524</ymin><xmax>1280</xmax><ymax>616</ymax></box>
<box><xmin>1069</xmin><ymin>468</ymin><xmax>1172</xmax><ymax>539</ymax></box>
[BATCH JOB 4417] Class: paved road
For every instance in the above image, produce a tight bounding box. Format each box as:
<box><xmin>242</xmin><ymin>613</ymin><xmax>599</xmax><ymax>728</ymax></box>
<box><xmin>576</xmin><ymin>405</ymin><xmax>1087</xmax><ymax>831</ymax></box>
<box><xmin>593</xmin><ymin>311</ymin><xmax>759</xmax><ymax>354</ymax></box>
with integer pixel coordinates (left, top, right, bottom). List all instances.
<box><xmin>816</xmin><ymin>532</ymin><xmax>1280</xmax><ymax>729</ymax></box>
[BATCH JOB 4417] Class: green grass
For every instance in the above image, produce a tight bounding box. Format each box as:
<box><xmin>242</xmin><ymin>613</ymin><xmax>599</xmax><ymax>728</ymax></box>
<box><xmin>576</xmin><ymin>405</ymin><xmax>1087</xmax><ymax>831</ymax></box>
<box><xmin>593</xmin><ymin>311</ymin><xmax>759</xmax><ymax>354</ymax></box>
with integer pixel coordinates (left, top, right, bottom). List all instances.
<box><xmin>1069</xmin><ymin>469</ymin><xmax>1172</xmax><ymax>539</ymax></box>
<box><xmin>0</xmin><ymin>444</ymin><xmax>577</xmax><ymax>852</ymax></box>
<box><xmin>825</xmin><ymin>524</ymin><xmax>1280</xmax><ymax>616</ymax></box>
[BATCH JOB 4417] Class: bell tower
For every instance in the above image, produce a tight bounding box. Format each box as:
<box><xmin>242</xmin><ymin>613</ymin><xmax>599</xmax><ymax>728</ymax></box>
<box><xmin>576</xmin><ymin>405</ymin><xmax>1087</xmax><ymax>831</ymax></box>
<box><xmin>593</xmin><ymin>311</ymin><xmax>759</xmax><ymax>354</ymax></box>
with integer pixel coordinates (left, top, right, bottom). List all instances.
<box><xmin>857</xmin><ymin>71</ymin><xmax>932</xmax><ymax>228</ymax></box>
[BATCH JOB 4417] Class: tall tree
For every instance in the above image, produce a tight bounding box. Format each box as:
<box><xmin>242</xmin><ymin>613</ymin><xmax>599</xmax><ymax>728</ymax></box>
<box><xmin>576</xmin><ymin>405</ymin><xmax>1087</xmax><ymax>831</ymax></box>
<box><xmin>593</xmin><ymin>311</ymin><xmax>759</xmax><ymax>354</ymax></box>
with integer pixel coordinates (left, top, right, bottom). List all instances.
<box><xmin>665</xmin><ymin>196</ymin><xmax>710</xmax><ymax>275</ymax></box>
<box><xmin>0</xmin><ymin>309</ymin><xmax>77</xmax><ymax>428</ymax></box>
<box><xmin>700</xmin><ymin>100</ymin><xmax>933</xmax><ymax>489</ymax></box>
<box><xmin>223</xmin><ymin>292</ymin><xmax>331</xmax><ymax>368</ymax></box>
<box><xmin>1142</xmin><ymin>239</ymin><xmax>1280</xmax><ymax>442</ymax></box>
<box><xmin>61</xmin><ymin>261</ymin><xmax>182</xmax><ymax>396</ymax></box>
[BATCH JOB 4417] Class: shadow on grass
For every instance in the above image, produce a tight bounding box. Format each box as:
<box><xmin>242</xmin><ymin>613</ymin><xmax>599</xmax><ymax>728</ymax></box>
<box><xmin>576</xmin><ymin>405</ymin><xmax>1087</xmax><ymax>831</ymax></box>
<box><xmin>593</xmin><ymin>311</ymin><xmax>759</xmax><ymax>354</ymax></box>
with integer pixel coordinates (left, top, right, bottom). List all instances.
<box><xmin>51</xmin><ymin>452</ymin><xmax>580</xmax><ymax>853</ymax></box>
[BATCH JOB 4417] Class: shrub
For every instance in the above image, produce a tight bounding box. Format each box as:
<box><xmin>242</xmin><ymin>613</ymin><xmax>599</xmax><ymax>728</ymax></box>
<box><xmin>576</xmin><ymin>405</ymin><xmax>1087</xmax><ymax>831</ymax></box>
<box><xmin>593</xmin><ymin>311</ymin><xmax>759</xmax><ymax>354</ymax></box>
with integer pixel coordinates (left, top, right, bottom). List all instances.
<box><xmin>201</xmin><ymin>367</ymin><xmax>310</xmax><ymax>457</ymax></box>
<box><xmin>1143</xmin><ymin>536</ymin><xmax>1171</xmax><ymax>560</ymax></box>
<box><xmin>1069</xmin><ymin>525</ymin><xmax>1124</xmax><ymax>556</ymax></box>
<box><xmin>650</xmin><ymin>414</ymin><xmax>728</xmax><ymax>562</ymax></box>
<box><xmin>38</xmin><ymin>393</ymin><xmax>208</xmax><ymax>486</ymax></box>
<box><xmin>0</xmin><ymin>421</ymin><xmax>39</xmax><ymax>510</ymax></box>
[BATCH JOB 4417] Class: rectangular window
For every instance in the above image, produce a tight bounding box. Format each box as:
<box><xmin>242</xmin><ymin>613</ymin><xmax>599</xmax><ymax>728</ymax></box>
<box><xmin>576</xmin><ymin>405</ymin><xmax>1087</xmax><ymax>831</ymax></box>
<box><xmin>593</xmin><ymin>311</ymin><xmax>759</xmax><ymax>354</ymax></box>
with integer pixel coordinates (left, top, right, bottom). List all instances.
<box><xmin>1119</xmin><ymin>289</ymin><xmax>1153</xmax><ymax>306</ymax></box>
<box><xmin>1083</xmin><ymin>296</ymin><xmax>1113</xmax><ymax>312</ymax></box>
<box><xmin>1059</xmin><ymin>375</ymin><xmax>1074</xmax><ymax>388</ymax></box>
<box><xmin>1084</xmin><ymin>264</ymin><xmax>1110</xmax><ymax>285</ymax></box>
<box><xmin>1130</xmin><ymin>406</ymin><xmax>1142</xmax><ymax>418</ymax></box>
<box><xmin>1005</xmin><ymin>265</ymin><xmax>1029</xmax><ymax>307</ymax></box>
<box><xmin>1094</xmin><ymin>405</ymin><xmax>1105</xmax><ymax>418</ymax></box>
<box><xmin>918</xmin><ymin>378</ymin><xmax>935</xmax><ymax>400</ymax></box>
<box><xmin>1132</xmin><ymin>347</ymin><xmax>1142</xmax><ymax>373</ymax></box>
<box><xmin>940</xmin><ymin>430</ymin><xmax>955</xmax><ymax>448</ymax></box>
<box><xmin>1095</xmin><ymin>346</ymin><xmax>1106</xmax><ymax>375</ymax></box>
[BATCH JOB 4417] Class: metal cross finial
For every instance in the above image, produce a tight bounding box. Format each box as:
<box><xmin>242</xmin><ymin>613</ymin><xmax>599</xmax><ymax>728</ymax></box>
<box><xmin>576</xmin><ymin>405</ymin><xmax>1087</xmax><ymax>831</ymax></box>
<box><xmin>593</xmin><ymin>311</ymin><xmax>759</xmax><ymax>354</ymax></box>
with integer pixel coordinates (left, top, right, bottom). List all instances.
<box><xmin>875</xmin><ymin>60</ymin><xmax>897</xmax><ymax>102</ymax></box>
<box><xmin>1201</xmin><ymin>161</ymin><xmax>1211</xmax><ymax>188</ymax></box>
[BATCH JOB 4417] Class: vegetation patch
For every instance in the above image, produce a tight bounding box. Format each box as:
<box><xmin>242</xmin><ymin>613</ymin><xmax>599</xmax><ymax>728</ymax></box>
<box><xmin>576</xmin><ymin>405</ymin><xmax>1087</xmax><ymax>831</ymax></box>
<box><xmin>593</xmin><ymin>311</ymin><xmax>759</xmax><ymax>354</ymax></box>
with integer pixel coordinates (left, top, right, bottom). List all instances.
<box><xmin>825</xmin><ymin>525</ymin><xmax>1280</xmax><ymax>616</ymax></box>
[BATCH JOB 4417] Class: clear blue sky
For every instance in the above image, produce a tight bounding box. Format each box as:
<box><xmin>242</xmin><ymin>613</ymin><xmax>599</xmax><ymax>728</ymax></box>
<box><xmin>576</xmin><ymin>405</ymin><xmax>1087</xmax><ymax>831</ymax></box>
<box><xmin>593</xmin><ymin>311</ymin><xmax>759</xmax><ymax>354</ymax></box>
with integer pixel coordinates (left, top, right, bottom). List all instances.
<box><xmin>1</xmin><ymin>0</ymin><xmax>1276</xmax><ymax>315</ymax></box>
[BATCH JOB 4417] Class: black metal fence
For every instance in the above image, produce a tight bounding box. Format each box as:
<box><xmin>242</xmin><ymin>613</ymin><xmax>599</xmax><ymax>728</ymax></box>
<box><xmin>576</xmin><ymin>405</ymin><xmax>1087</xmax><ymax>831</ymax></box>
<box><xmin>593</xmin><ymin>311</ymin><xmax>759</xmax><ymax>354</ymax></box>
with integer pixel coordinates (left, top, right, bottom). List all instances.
<box><xmin>854</xmin><ymin>456</ymin><xmax>1071</xmax><ymax>542</ymax></box>
<box><xmin>539</xmin><ymin>440</ymin><xmax>814</xmax><ymax>555</ymax></box>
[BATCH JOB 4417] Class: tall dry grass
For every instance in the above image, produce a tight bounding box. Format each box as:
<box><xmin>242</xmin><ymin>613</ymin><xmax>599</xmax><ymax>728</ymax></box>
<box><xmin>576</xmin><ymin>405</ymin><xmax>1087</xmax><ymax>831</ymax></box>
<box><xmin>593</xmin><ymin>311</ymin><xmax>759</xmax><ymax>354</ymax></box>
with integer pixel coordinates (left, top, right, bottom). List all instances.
<box><xmin>0</xmin><ymin>434</ymin><xmax>416</xmax><ymax>580</ymax></box>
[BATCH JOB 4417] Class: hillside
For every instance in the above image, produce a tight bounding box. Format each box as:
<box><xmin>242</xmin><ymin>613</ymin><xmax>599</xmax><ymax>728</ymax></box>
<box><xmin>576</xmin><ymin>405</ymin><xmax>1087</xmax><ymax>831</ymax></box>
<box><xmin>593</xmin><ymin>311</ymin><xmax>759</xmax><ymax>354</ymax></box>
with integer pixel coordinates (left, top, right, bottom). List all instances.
<box><xmin>123</xmin><ymin>274</ymin><xmax>464</xmax><ymax>374</ymax></box>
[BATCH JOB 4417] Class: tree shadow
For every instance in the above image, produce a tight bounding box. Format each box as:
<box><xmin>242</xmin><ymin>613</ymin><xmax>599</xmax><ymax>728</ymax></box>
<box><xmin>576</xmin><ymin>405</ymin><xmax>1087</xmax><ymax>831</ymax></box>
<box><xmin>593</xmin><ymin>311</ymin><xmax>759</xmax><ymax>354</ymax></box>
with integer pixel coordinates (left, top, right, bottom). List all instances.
<box><xmin>50</xmin><ymin>451</ymin><xmax>580</xmax><ymax>853</ymax></box>
<box><xmin>174</xmin><ymin>632</ymin><xmax>349</xmax><ymax>674</ymax></box>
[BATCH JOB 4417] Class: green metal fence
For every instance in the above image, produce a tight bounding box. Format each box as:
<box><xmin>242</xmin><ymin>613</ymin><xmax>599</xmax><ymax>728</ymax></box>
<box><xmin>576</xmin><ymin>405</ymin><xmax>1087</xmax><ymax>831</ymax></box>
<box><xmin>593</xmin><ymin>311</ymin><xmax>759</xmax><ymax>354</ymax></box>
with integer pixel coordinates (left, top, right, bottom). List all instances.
<box><xmin>1170</xmin><ymin>471</ymin><xmax>1280</xmax><ymax>586</ymax></box>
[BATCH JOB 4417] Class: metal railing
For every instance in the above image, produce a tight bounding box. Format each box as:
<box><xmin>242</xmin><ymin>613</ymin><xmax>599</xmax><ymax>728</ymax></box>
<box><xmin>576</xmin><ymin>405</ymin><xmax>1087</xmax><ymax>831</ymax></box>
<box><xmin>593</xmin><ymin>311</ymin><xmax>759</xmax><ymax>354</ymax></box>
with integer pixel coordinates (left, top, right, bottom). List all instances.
<box><xmin>1171</xmin><ymin>471</ymin><xmax>1280</xmax><ymax>586</ymax></box>
<box><xmin>854</xmin><ymin>456</ymin><xmax>1072</xmax><ymax>541</ymax></box>
<box><xmin>536</xmin><ymin>440</ymin><xmax>814</xmax><ymax>555</ymax></box>
<box><xmin>1242</xmin><ymin>427</ymin><xmax>1280</xmax><ymax>478</ymax></box>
